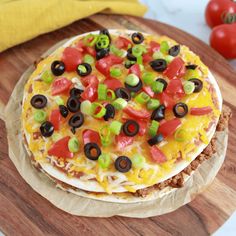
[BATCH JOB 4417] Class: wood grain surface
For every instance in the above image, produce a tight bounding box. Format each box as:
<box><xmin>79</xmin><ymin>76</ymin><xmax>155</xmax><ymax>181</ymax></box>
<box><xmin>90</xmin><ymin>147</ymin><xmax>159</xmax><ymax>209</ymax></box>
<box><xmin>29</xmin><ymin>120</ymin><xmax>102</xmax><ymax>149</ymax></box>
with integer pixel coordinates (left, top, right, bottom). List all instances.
<box><xmin>0</xmin><ymin>14</ymin><xmax>235</xmax><ymax>236</ymax></box>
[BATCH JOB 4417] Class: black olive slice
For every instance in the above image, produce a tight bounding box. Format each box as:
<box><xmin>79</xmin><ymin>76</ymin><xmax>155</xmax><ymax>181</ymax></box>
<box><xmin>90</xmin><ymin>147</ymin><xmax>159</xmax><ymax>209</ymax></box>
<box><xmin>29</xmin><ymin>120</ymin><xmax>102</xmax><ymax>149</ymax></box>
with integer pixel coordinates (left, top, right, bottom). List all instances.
<box><xmin>131</xmin><ymin>32</ymin><xmax>144</xmax><ymax>44</ymax></box>
<box><xmin>125</xmin><ymin>79</ymin><xmax>143</xmax><ymax>93</ymax></box>
<box><xmin>51</xmin><ymin>60</ymin><xmax>65</xmax><ymax>76</ymax></box>
<box><xmin>103</xmin><ymin>104</ymin><xmax>115</xmax><ymax>121</ymax></box>
<box><xmin>67</xmin><ymin>96</ymin><xmax>81</xmax><ymax>113</ymax></box>
<box><xmin>149</xmin><ymin>59</ymin><xmax>167</xmax><ymax>72</ymax></box>
<box><xmin>147</xmin><ymin>134</ymin><xmax>164</xmax><ymax>146</ymax></box>
<box><xmin>168</xmin><ymin>45</ymin><xmax>180</xmax><ymax>57</ymax></box>
<box><xmin>96</xmin><ymin>47</ymin><xmax>110</xmax><ymax>60</ymax></box>
<box><xmin>173</xmin><ymin>102</ymin><xmax>188</xmax><ymax>118</ymax></box>
<box><xmin>151</xmin><ymin>105</ymin><xmax>165</xmax><ymax>121</ymax></box>
<box><xmin>84</xmin><ymin>142</ymin><xmax>101</xmax><ymax>161</ymax></box>
<box><xmin>76</xmin><ymin>63</ymin><xmax>92</xmax><ymax>77</ymax></box>
<box><xmin>40</xmin><ymin>121</ymin><xmax>54</xmax><ymax>137</ymax></box>
<box><xmin>122</xmin><ymin>120</ymin><xmax>139</xmax><ymax>137</ymax></box>
<box><xmin>156</xmin><ymin>78</ymin><xmax>168</xmax><ymax>91</ymax></box>
<box><xmin>30</xmin><ymin>94</ymin><xmax>47</xmax><ymax>109</ymax></box>
<box><xmin>127</xmin><ymin>48</ymin><xmax>137</xmax><ymax>62</ymax></box>
<box><xmin>188</xmin><ymin>78</ymin><xmax>203</xmax><ymax>93</ymax></box>
<box><xmin>115</xmin><ymin>156</ymin><xmax>132</xmax><ymax>173</ymax></box>
<box><xmin>69</xmin><ymin>112</ymin><xmax>84</xmax><ymax>128</ymax></box>
<box><xmin>185</xmin><ymin>64</ymin><xmax>198</xmax><ymax>70</ymax></box>
<box><xmin>115</xmin><ymin>88</ymin><xmax>131</xmax><ymax>101</ymax></box>
<box><xmin>70</xmin><ymin>88</ymin><xmax>84</xmax><ymax>97</ymax></box>
<box><xmin>59</xmin><ymin>105</ymin><xmax>69</xmax><ymax>118</ymax></box>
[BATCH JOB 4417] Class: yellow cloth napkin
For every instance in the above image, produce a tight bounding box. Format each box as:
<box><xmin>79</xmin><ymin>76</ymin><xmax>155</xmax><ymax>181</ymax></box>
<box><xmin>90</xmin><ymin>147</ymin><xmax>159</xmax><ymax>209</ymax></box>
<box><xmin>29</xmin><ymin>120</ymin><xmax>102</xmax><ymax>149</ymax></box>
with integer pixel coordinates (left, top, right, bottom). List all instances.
<box><xmin>0</xmin><ymin>0</ymin><xmax>147</xmax><ymax>52</ymax></box>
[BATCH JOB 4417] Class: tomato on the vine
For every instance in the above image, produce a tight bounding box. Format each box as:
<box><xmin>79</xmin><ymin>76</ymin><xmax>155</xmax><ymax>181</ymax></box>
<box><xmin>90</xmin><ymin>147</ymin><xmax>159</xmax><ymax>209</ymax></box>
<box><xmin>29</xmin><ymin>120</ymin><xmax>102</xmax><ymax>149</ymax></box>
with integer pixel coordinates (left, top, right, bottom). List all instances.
<box><xmin>210</xmin><ymin>23</ymin><xmax>236</xmax><ymax>59</ymax></box>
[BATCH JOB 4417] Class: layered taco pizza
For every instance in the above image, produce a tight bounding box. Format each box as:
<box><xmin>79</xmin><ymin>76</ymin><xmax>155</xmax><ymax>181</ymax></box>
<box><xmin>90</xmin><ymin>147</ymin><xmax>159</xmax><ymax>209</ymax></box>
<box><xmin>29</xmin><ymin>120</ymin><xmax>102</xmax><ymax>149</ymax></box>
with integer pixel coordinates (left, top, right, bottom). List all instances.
<box><xmin>21</xmin><ymin>29</ymin><xmax>230</xmax><ymax>202</ymax></box>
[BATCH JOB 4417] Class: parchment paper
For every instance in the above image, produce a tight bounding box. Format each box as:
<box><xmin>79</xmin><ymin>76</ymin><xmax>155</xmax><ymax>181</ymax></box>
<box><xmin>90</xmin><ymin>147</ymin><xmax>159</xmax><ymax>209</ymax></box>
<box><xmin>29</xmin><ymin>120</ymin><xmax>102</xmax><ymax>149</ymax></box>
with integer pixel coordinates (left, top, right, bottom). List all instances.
<box><xmin>1</xmin><ymin>40</ymin><xmax>228</xmax><ymax>218</ymax></box>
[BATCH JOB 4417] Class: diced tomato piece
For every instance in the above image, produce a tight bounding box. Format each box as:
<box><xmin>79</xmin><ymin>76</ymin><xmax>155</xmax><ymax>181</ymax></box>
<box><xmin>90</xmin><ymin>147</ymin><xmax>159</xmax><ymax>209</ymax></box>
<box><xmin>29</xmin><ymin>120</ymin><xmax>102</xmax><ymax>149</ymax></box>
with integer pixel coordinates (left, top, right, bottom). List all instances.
<box><xmin>84</xmin><ymin>46</ymin><xmax>96</xmax><ymax>57</ymax></box>
<box><xmin>163</xmin><ymin>57</ymin><xmax>186</xmax><ymax>80</ymax></box>
<box><xmin>137</xmin><ymin>120</ymin><xmax>147</xmax><ymax>136</ymax></box>
<box><xmin>142</xmin><ymin>86</ymin><xmax>155</xmax><ymax>98</ymax></box>
<box><xmin>80</xmin><ymin>75</ymin><xmax>99</xmax><ymax>102</ymax></box>
<box><xmin>103</xmin><ymin>78</ymin><xmax>123</xmax><ymax>90</ymax></box>
<box><xmin>128</xmin><ymin>64</ymin><xmax>141</xmax><ymax>77</ymax></box>
<box><xmin>190</xmin><ymin>107</ymin><xmax>213</xmax><ymax>116</ymax></box>
<box><xmin>148</xmin><ymin>41</ymin><xmax>160</xmax><ymax>54</ymax></box>
<box><xmin>115</xmin><ymin>36</ymin><xmax>132</xmax><ymax>49</ymax></box>
<box><xmin>76</xmin><ymin>39</ymin><xmax>85</xmax><ymax>52</ymax></box>
<box><xmin>61</xmin><ymin>47</ymin><xmax>83</xmax><ymax>72</ymax></box>
<box><xmin>116</xmin><ymin>133</ymin><xmax>134</xmax><ymax>149</ymax></box>
<box><xmin>49</xmin><ymin>109</ymin><xmax>61</xmax><ymax>131</ymax></box>
<box><xmin>83</xmin><ymin>129</ymin><xmax>100</xmax><ymax>145</ymax></box>
<box><xmin>142</xmin><ymin>53</ymin><xmax>153</xmax><ymax>63</ymax></box>
<box><xmin>95</xmin><ymin>55</ymin><xmax>123</xmax><ymax>76</ymax></box>
<box><xmin>123</xmin><ymin>106</ymin><xmax>151</xmax><ymax>120</ymax></box>
<box><xmin>48</xmin><ymin>136</ymin><xmax>73</xmax><ymax>159</ymax></box>
<box><xmin>160</xmin><ymin>92</ymin><xmax>176</xmax><ymax>109</ymax></box>
<box><xmin>150</xmin><ymin>146</ymin><xmax>167</xmax><ymax>163</ymax></box>
<box><xmin>51</xmin><ymin>77</ymin><xmax>72</xmax><ymax>96</ymax></box>
<box><xmin>166</xmin><ymin>78</ymin><xmax>184</xmax><ymax>99</ymax></box>
<box><xmin>158</xmin><ymin>118</ymin><xmax>181</xmax><ymax>138</ymax></box>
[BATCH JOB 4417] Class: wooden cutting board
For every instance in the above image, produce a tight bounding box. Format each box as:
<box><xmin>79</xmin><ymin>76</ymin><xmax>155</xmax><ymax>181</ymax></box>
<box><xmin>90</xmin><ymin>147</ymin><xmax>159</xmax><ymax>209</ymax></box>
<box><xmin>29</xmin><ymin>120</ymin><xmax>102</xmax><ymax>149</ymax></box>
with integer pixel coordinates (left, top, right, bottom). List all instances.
<box><xmin>0</xmin><ymin>14</ymin><xmax>235</xmax><ymax>236</ymax></box>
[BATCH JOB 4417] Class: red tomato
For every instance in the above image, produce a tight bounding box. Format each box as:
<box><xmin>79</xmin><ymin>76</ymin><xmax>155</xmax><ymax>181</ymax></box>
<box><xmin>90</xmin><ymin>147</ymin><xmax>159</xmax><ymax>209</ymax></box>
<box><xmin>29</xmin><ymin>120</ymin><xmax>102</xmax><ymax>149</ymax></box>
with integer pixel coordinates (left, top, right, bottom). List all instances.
<box><xmin>205</xmin><ymin>0</ymin><xmax>236</xmax><ymax>28</ymax></box>
<box><xmin>95</xmin><ymin>55</ymin><xmax>123</xmax><ymax>76</ymax></box>
<box><xmin>150</xmin><ymin>146</ymin><xmax>167</xmax><ymax>163</ymax></box>
<box><xmin>84</xmin><ymin>46</ymin><xmax>96</xmax><ymax>57</ymax></box>
<box><xmin>163</xmin><ymin>57</ymin><xmax>186</xmax><ymax>80</ymax></box>
<box><xmin>115</xmin><ymin>36</ymin><xmax>132</xmax><ymax>49</ymax></box>
<box><xmin>61</xmin><ymin>47</ymin><xmax>83</xmax><ymax>72</ymax></box>
<box><xmin>116</xmin><ymin>133</ymin><xmax>134</xmax><ymax>150</ymax></box>
<box><xmin>190</xmin><ymin>107</ymin><xmax>213</xmax><ymax>116</ymax></box>
<box><xmin>128</xmin><ymin>64</ymin><xmax>141</xmax><ymax>77</ymax></box>
<box><xmin>142</xmin><ymin>53</ymin><xmax>153</xmax><ymax>63</ymax></box>
<box><xmin>166</xmin><ymin>78</ymin><xmax>184</xmax><ymax>99</ymax></box>
<box><xmin>103</xmin><ymin>78</ymin><xmax>123</xmax><ymax>90</ymax></box>
<box><xmin>210</xmin><ymin>23</ymin><xmax>236</xmax><ymax>59</ymax></box>
<box><xmin>80</xmin><ymin>75</ymin><xmax>99</xmax><ymax>102</ymax></box>
<box><xmin>51</xmin><ymin>77</ymin><xmax>72</xmax><ymax>96</ymax></box>
<box><xmin>48</xmin><ymin>136</ymin><xmax>73</xmax><ymax>159</ymax></box>
<box><xmin>142</xmin><ymin>86</ymin><xmax>155</xmax><ymax>98</ymax></box>
<box><xmin>158</xmin><ymin>118</ymin><xmax>181</xmax><ymax>137</ymax></box>
<box><xmin>160</xmin><ymin>92</ymin><xmax>176</xmax><ymax>109</ymax></box>
<box><xmin>148</xmin><ymin>41</ymin><xmax>160</xmax><ymax>54</ymax></box>
<box><xmin>123</xmin><ymin>106</ymin><xmax>151</xmax><ymax>119</ymax></box>
<box><xmin>82</xmin><ymin>129</ymin><xmax>100</xmax><ymax>145</ymax></box>
<box><xmin>49</xmin><ymin>109</ymin><xmax>61</xmax><ymax>131</ymax></box>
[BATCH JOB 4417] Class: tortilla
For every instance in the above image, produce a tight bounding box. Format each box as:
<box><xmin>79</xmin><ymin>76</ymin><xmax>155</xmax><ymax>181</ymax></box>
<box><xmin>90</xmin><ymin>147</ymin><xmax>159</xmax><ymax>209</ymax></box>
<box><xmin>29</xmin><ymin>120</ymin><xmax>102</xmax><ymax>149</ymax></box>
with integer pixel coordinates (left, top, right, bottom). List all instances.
<box><xmin>21</xmin><ymin>30</ymin><xmax>222</xmax><ymax>202</ymax></box>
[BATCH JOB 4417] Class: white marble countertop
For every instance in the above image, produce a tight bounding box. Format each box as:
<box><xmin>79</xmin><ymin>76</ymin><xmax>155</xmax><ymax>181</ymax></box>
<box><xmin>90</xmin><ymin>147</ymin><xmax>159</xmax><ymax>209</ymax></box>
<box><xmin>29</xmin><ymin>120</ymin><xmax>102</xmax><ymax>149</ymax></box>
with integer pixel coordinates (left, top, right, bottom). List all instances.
<box><xmin>140</xmin><ymin>0</ymin><xmax>236</xmax><ymax>235</ymax></box>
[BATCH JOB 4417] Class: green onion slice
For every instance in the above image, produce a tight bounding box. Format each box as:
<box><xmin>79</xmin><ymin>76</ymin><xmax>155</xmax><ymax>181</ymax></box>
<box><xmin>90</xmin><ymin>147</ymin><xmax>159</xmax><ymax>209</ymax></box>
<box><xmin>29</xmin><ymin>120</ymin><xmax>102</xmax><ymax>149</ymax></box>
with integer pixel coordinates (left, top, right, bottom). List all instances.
<box><xmin>112</xmin><ymin>98</ymin><xmax>127</xmax><ymax>110</ymax></box>
<box><xmin>148</xmin><ymin>120</ymin><xmax>159</xmax><ymax>137</ymax></box>
<box><xmin>132</xmin><ymin>154</ymin><xmax>146</xmax><ymax>168</ymax></box>
<box><xmin>132</xmin><ymin>45</ymin><xmax>146</xmax><ymax>57</ymax></box>
<box><xmin>142</xmin><ymin>72</ymin><xmax>155</xmax><ymax>85</ymax></box>
<box><xmin>160</xmin><ymin>41</ymin><xmax>169</xmax><ymax>54</ymax></box>
<box><xmin>98</xmin><ymin>84</ymin><xmax>107</xmax><ymax>100</ymax></box>
<box><xmin>91</xmin><ymin>103</ymin><xmax>106</xmax><ymax>118</ymax></box>
<box><xmin>125</xmin><ymin>74</ymin><xmax>139</xmax><ymax>86</ymax></box>
<box><xmin>135</xmin><ymin>92</ymin><xmax>150</xmax><ymax>104</ymax></box>
<box><xmin>174</xmin><ymin>129</ymin><xmax>188</xmax><ymax>142</ymax></box>
<box><xmin>80</xmin><ymin>100</ymin><xmax>92</xmax><ymax>115</ymax></box>
<box><xmin>110</xmin><ymin>67</ymin><xmax>122</xmax><ymax>77</ymax></box>
<box><xmin>147</xmin><ymin>99</ymin><xmax>160</xmax><ymax>110</ymax></box>
<box><xmin>106</xmin><ymin>89</ymin><xmax>116</xmax><ymax>101</ymax></box>
<box><xmin>83</xmin><ymin>34</ymin><xmax>98</xmax><ymax>47</ymax></box>
<box><xmin>99</xmin><ymin>125</ymin><xmax>112</xmax><ymax>146</ymax></box>
<box><xmin>83</xmin><ymin>54</ymin><xmax>94</xmax><ymax>64</ymax></box>
<box><xmin>110</xmin><ymin>121</ymin><xmax>122</xmax><ymax>135</ymax></box>
<box><xmin>98</xmin><ymin>154</ymin><xmax>111</xmax><ymax>169</ymax></box>
<box><xmin>41</xmin><ymin>71</ymin><xmax>53</xmax><ymax>84</ymax></box>
<box><xmin>183</xmin><ymin>81</ymin><xmax>195</xmax><ymax>94</ymax></box>
<box><xmin>34</xmin><ymin>110</ymin><xmax>47</xmax><ymax>123</ymax></box>
<box><xmin>96</xmin><ymin>34</ymin><xmax>110</xmax><ymax>49</ymax></box>
<box><xmin>55</xmin><ymin>96</ymin><xmax>64</xmax><ymax>106</ymax></box>
<box><xmin>68</xmin><ymin>137</ymin><xmax>80</xmax><ymax>152</ymax></box>
<box><xmin>151</xmin><ymin>81</ymin><xmax>164</xmax><ymax>93</ymax></box>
